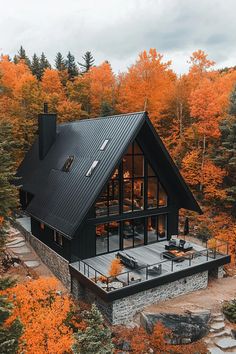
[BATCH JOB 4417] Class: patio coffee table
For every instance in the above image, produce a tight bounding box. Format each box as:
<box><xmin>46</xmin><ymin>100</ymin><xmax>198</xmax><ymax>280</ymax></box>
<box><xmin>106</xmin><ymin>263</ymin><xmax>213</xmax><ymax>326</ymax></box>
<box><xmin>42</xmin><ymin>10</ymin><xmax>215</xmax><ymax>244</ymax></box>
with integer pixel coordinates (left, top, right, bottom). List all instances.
<box><xmin>162</xmin><ymin>250</ymin><xmax>185</xmax><ymax>262</ymax></box>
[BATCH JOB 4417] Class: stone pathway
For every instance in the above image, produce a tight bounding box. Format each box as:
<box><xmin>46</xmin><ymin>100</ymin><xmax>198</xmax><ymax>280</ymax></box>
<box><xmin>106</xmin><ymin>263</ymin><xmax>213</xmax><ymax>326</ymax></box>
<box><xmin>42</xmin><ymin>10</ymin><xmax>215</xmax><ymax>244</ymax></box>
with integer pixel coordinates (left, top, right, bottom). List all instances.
<box><xmin>5</xmin><ymin>226</ymin><xmax>53</xmax><ymax>278</ymax></box>
<box><xmin>206</xmin><ymin>311</ymin><xmax>236</xmax><ymax>353</ymax></box>
<box><xmin>6</xmin><ymin>229</ymin><xmax>40</xmax><ymax>268</ymax></box>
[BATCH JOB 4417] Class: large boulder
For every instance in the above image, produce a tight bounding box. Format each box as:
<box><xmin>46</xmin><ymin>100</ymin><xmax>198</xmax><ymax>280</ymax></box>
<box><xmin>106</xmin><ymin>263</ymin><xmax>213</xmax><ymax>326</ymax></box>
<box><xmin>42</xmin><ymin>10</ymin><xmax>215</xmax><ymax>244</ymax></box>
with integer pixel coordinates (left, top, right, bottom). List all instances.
<box><xmin>140</xmin><ymin>310</ymin><xmax>211</xmax><ymax>344</ymax></box>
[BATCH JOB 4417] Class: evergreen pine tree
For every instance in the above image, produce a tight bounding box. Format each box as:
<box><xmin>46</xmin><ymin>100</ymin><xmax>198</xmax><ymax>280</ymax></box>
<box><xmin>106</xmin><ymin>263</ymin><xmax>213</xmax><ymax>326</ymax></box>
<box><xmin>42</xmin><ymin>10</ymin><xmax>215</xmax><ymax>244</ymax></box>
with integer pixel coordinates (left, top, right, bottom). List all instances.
<box><xmin>0</xmin><ymin>122</ymin><xmax>18</xmax><ymax>251</ymax></box>
<box><xmin>16</xmin><ymin>46</ymin><xmax>31</xmax><ymax>67</ymax></box>
<box><xmin>30</xmin><ymin>54</ymin><xmax>41</xmax><ymax>80</ymax></box>
<box><xmin>0</xmin><ymin>277</ymin><xmax>23</xmax><ymax>354</ymax></box>
<box><xmin>229</xmin><ymin>84</ymin><xmax>236</xmax><ymax>116</ymax></box>
<box><xmin>13</xmin><ymin>55</ymin><xmax>18</xmax><ymax>65</ymax></box>
<box><xmin>78</xmin><ymin>51</ymin><xmax>95</xmax><ymax>73</ymax></box>
<box><xmin>55</xmin><ymin>52</ymin><xmax>66</xmax><ymax>71</ymax></box>
<box><xmin>100</xmin><ymin>101</ymin><xmax>115</xmax><ymax>117</ymax></box>
<box><xmin>214</xmin><ymin>118</ymin><xmax>236</xmax><ymax>216</ymax></box>
<box><xmin>65</xmin><ymin>51</ymin><xmax>78</xmax><ymax>79</ymax></box>
<box><xmin>38</xmin><ymin>52</ymin><xmax>51</xmax><ymax>80</ymax></box>
<box><xmin>72</xmin><ymin>304</ymin><xmax>113</xmax><ymax>354</ymax></box>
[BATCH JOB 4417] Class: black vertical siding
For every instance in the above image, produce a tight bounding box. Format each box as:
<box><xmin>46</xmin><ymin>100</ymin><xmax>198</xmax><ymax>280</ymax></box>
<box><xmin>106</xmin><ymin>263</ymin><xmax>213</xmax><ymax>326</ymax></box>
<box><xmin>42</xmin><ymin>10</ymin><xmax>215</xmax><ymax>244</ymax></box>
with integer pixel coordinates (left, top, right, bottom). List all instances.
<box><xmin>31</xmin><ymin>218</ymin><xmax>71</xmax><ymax>261</ymax></box>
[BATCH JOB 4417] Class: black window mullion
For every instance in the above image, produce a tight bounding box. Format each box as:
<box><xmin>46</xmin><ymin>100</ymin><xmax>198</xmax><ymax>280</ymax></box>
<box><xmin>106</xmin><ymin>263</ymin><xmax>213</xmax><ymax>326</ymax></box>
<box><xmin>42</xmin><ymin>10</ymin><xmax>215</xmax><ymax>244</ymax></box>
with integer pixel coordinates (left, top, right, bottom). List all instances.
<box><xmin>157</xmin><ymin>178</ymin><xmax>159</xmax><ymax>208</ymax></box>
<box><xmin>107</xmin><ymin>223</ymin><xmax>109</xmax><ymax>252</ymax></box>
<box><xmin>131</xmin><ymin>144</ymin><xmax>134</xmax><ymax>212</ymax></box>
<box><xmin>144</xmin><ymin>217</ymin><xmax>147</xmax><ymax>245</ymax></box>
<box><xmin>119</xmin><ymin>163</ymin><xmax>123</xmax><ymax>214</ymax></box>
<box><xmin>144</xmin><ymin>157</ymin><xmax>148</xmax><ymax>210</ymax></box>
<box><xmin>107</xmin><ymin>184</ymin><xmax>109</xmax><ymax>216</ymax></box>
<box><xmin>156</xmin><ymin>216</ymin><xmax>159</xmax><ymax>241</ymax></box>
<box><xmin>131</xmin><ymin>178</ymin><xmax>134</xmax><ymax>212</ymax></box>
<box><xmin>132</xmin><ymin>219</ymin><xmax>134</xmax><ymax>248</ymax></box>
<box><xmin>120</xmin><ymin>220</ymin><xmax>123</xmax><ymax>250</ymax></box>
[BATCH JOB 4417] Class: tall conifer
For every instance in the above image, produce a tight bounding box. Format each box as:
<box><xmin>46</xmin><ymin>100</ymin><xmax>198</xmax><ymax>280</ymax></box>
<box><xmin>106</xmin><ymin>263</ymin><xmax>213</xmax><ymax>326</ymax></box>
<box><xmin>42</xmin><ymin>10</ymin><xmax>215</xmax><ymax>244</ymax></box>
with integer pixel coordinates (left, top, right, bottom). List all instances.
<box><xmin>55</xmin><ymin>52</ymin><xmax>66</xmax><ymax>71</ymax></box>
<box><xmin>0</xmin><ymin>122</ymin><xmax>18</xmax><ymax>250</ymax></box>
<box><xmin>65</xmin><ymin>51</ymin><xmax>78</xmax><ymax>79</ymax></box>
<box><xmin>78</xmin><ymin>51</ymin><xmax>95</xmax><ymax>73</ymax></box>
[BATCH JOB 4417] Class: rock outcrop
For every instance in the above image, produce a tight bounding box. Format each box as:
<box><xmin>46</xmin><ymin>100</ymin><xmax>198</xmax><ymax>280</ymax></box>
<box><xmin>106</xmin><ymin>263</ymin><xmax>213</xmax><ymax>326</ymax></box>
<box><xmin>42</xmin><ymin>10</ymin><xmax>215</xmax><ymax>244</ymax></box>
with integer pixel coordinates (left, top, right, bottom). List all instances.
<box><xmin>140</xmin><ymin>309</ymin><xmax>211</xmax><ymax>344</ymax></box>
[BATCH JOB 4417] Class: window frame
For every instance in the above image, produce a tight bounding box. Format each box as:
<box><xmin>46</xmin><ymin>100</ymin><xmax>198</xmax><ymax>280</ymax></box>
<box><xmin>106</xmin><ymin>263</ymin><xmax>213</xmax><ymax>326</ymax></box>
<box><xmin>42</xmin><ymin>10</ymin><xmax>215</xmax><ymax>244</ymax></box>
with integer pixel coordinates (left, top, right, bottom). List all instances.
<box><xmin>53</xmin><ymin>230</ymin><xmax>63</xmax><ymax>247</ymax></box>
<box><xmin>94</xmin><ymin>140</ymin><xmax>168</xmax><ymax>219</ymax></box>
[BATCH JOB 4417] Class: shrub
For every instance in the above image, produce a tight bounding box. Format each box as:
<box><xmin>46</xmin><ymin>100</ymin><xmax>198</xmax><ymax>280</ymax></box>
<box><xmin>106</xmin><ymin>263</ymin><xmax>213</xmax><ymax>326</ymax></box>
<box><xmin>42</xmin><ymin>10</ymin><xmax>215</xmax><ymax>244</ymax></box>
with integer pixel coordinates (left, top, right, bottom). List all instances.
<box><xmin>196</xmin><ymin>225</ymin><xmax>212</xmax><ymax>243</ymax></box>
<box><xmin>223</xmin><ymin>299</ymin><xmax>236</xmax><ymax>323</ymax></box>
<box><xmin>108</xmin><ymin>258</ymin><xmax>123</xmax><ymax>278</ymax></box>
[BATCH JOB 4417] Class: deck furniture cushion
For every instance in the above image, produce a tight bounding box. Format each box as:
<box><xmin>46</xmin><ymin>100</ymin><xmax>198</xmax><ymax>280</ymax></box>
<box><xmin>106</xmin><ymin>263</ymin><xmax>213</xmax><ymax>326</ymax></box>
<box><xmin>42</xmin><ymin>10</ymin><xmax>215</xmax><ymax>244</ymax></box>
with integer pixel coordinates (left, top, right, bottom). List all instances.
<box><xmin>116</xmin><ymin>251</ymin><xmax>139</xmax><ymax>269</ymax></box>
<box><xmin>147</xmin><ymin>264</ymin><xmax>162</xmax><ymax>275</ymax></box>
<box><xmin>165</xmin><ymin>239</ymin><xmax>193</xmax><ymax>252</ymax></box>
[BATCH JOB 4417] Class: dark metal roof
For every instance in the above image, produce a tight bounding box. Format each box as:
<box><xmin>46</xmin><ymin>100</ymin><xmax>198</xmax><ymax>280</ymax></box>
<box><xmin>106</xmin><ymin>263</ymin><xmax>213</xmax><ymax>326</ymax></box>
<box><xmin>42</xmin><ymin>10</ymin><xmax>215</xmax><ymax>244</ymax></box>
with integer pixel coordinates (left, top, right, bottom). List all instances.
<box><xmin>17</xmin><ymin>111</ymin><xmax>201</xmax><ymax>239</ymax></box>
<box><xmin>18</xmin><ymin>112</ymin><xmax>146</xmax><ymax>237</ymax></box>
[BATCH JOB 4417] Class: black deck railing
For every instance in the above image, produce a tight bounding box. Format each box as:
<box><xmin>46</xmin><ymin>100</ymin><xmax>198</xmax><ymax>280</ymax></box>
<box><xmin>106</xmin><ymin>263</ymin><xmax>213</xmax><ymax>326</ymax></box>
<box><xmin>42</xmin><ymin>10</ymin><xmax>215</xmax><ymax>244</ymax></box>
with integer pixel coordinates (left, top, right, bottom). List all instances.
<box><xmin>73</xmin><ymin>239</ymin><xmax>229</xmax><ymax>292</ymax></box>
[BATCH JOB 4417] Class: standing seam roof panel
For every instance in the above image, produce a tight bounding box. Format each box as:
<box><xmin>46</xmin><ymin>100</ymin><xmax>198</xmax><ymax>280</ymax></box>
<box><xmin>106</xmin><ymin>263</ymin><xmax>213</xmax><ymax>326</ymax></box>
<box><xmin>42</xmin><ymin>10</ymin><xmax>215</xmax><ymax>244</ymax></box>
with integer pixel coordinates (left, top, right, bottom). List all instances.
<box><xmin>24</xmin><ymin>113</ymin><xmax>146</xmax><ymax>237</ymax></box>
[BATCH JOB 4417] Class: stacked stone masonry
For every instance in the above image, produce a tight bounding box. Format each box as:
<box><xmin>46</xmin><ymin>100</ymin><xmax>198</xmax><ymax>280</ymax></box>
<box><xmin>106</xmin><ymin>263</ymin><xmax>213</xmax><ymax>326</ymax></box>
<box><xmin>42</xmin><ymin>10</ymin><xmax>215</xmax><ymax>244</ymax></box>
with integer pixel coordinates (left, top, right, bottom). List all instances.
<box><xmin>15</xmin><ymin>221</ymin><xmax>71</xmax><ymax>290</ymax></box>
<box><xmin>72</xmin><ymin>271</ymin><xmax>208</xmax><ymax>325</ymax></box>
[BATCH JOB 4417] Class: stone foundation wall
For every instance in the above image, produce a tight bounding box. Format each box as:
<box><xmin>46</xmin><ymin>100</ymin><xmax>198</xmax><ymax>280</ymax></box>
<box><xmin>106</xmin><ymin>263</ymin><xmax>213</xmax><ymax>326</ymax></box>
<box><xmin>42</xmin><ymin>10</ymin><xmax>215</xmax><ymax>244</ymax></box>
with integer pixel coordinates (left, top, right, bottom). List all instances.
<box><xmin>14</xmin><ymin>221</ymin><xmax>71</xmax><ymax>290</ymax></box>
<box><xmin>72</xmin><ymin>271</ymin><xmax>208</xmax><ymax>325</ymax></box>
<box><xmin>209</xmin><ymin>265</ymin><xmax>224</xmax><ymax>279</ymax></box>
<box><xmin>14</xmin><ymin>220</ymin><xmax>221</xmax><ymax>325</ymax></box>
<box><xmin>71</xmin><ymin>276</ymin><xmax>113</xmax><ymax>320</ymax></box>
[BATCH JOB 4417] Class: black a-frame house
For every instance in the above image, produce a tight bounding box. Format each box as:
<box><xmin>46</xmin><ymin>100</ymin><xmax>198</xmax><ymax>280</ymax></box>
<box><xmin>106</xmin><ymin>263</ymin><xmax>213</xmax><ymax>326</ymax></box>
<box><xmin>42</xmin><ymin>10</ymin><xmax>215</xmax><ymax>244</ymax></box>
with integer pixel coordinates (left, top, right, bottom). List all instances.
<box><xmin>17</xmin><ymin>111</ymin><xmax>202</xmax><ymax>262</ymax></box>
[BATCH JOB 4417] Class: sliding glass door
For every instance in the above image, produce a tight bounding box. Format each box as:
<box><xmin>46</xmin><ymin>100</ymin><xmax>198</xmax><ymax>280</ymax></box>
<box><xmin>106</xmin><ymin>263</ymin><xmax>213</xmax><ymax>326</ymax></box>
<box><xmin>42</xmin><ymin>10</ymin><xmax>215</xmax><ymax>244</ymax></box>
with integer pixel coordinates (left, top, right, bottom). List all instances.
<box><xmin>96</xmin><ymin>214</ymin><xmax>167</xmax><ymax>255</ymax></box>
<box><xmin>123</xmin><ymin>218</ymin><xmax>145</xmax><ymax>249</ymax></box>
<box><xmin>96</xmin><ymin>222</ymin><xmax>120</xmax><ymax>255</ymax></box>
<box><xmin>147</xmin><ymin>214</ymin><xmax>167</xmax><ymax>244</ymax></box>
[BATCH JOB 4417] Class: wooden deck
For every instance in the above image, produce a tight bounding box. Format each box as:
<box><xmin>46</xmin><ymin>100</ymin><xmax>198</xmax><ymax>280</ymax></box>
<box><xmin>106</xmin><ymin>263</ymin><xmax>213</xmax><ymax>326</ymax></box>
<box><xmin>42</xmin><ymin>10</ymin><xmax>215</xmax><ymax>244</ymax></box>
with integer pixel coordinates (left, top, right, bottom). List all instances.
<box><xmin>71</xmin><ymin>240</ymin><xmax>227</xmax><ymax>285</ymax></box>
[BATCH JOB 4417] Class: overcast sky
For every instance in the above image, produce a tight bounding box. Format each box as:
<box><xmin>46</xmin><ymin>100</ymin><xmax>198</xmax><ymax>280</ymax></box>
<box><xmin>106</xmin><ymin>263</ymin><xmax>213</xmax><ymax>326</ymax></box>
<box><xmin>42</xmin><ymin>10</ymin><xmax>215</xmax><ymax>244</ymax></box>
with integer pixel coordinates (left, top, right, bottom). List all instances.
<box><xmin>1</xmin><ymin>0</ymin><xmax>236</xmax><ymax>74</ymax></box>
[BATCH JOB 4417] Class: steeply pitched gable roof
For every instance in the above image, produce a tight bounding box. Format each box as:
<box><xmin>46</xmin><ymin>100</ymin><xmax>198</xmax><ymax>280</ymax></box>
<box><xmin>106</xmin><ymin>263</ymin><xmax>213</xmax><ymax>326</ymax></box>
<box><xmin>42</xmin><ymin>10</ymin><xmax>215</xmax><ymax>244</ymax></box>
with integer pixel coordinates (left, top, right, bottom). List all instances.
<box><xmin>17</xmin><ymin>111</ymin><xmax>201</xmax><ymax>239</ymax></box>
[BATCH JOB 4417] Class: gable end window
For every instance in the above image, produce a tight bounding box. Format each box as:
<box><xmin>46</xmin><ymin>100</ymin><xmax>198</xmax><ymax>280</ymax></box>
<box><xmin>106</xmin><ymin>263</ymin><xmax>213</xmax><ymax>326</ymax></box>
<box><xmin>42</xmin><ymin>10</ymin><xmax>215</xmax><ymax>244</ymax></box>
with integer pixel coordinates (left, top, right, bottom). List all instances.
<box><xmin>53</xmin><ymin>230</ymin><xmax>63</xmax><ymax>247</ymax></box>
<box><xmin>94</xmin><ymin>140</ymin><xmax>168</xmax><ymax>218</ymax></box>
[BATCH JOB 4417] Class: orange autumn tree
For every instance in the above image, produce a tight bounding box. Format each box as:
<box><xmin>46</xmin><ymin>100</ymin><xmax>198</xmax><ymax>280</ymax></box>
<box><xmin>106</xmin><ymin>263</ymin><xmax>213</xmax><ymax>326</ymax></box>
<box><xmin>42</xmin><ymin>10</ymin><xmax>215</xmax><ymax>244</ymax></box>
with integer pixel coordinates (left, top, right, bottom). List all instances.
<box><xmin>113</xmin><ymin>323</ymin><xmax>207</xmax><ymax>354</ymax></box>
<box><xmin>66</xmin><ymin>62</ymin><xmax>115</xmax><ymax>118</ymax></box>
<box><xmin>3</xmin><ymin>277</ymin><xmax>74</xmax><ymax>354</ymax></box>
<box><xmin>0</xmin><ymin>55</ymin><xmax>42</xmax><ymax>161</ymax></box>
<box><xmin>192</xmin><ymin>211</ymin><xmax>236</xmax><ymax>266</ymax></box>
<box><xmin>57</xmin><ymin>100</ymin><xmax>83</xmax><ymax>123</ymax></box>
<box><xmin>41</xmin><ymin>68</ymin><xmax>65</xmax><ymax>112</ymax></box>
<box><xmin>188</xmin><ymin>49</ymin><xmax>215</xmax><ymax>82</ymax></box>
<box><xmin>181</xmin><ymin>150</ymin><xmax>226</xmax><ymax>202</ymax></box>
<box><xmin>86</xmin><ymin>61</ymin><xmax>116</xmax><ymax>116</ymax></box>
<box><xmin>117</xmin><ymin>48</ymin><xmax>176</xmax><ymax>128</ymax></box>
<box><xmin>189</xmin><ymin>78</ymin><xmax>222</xmax><ymax>139</ymax></box>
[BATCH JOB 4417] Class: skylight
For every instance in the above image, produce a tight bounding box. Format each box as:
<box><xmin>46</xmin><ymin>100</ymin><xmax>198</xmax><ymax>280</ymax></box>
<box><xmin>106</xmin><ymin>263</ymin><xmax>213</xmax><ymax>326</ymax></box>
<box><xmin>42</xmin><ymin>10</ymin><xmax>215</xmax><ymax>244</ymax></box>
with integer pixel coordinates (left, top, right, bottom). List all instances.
<box><xmin>86</xmin><ymin>160</ymin><xmax>99</xmax><ymax>177</ymax></box>
<box><xmin>100</xmin><ymin>139</ymin><xmax>109</xmax><ymax>151</ymax></box>
<box><xmin>62</xmin><ymin>155</ymin><xmax>74</xmax><ymax>172</ymax></box>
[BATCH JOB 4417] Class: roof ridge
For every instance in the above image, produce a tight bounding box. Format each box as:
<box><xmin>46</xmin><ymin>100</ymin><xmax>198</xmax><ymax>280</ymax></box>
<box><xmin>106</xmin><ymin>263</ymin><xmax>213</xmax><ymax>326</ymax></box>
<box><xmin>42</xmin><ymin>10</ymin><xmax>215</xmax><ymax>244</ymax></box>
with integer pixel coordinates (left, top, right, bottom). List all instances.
<box><xmin>59</xmin><ymin>111</ymin><xmax>146</xmax><ymax>126</ymax></box>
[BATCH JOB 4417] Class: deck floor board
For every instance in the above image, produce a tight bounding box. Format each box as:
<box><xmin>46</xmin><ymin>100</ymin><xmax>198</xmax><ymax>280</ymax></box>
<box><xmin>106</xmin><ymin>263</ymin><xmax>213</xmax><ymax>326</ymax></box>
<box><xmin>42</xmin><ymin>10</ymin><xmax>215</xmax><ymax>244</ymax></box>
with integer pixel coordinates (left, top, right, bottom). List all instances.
<box><xmin>71</xmin><ymin>241</ymin><xmax>225</xmax><ymax>281</ymax></box>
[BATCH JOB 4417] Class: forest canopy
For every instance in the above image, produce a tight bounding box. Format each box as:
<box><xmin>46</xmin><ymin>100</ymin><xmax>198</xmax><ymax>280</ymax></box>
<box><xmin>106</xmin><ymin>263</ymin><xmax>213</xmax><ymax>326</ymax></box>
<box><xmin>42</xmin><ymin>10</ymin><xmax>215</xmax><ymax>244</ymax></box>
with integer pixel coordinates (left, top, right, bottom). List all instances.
<box><xmin>0</xmin><ymin>46</ymin><xmax>236</xmax><ymax>261</ymax></box>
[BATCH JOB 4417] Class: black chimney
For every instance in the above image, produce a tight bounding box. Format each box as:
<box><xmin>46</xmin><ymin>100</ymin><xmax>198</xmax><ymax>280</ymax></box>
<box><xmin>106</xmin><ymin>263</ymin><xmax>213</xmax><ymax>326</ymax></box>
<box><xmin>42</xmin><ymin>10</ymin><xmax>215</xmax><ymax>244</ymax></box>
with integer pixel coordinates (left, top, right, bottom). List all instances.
<box><xmin>38</xmin><ymin>104</ymin><xmax>57</xmax><ymax>160</ymax></box>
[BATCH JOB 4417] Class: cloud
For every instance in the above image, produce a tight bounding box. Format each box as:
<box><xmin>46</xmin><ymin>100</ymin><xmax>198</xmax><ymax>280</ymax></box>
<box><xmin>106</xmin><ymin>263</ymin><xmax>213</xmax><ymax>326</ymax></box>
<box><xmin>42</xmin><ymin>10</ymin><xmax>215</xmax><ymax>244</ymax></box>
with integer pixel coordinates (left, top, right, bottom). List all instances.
<box><xmin>0</xmin><ymin>0</ymin><xmax>236</xmax><ymax>74</ymax></box>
